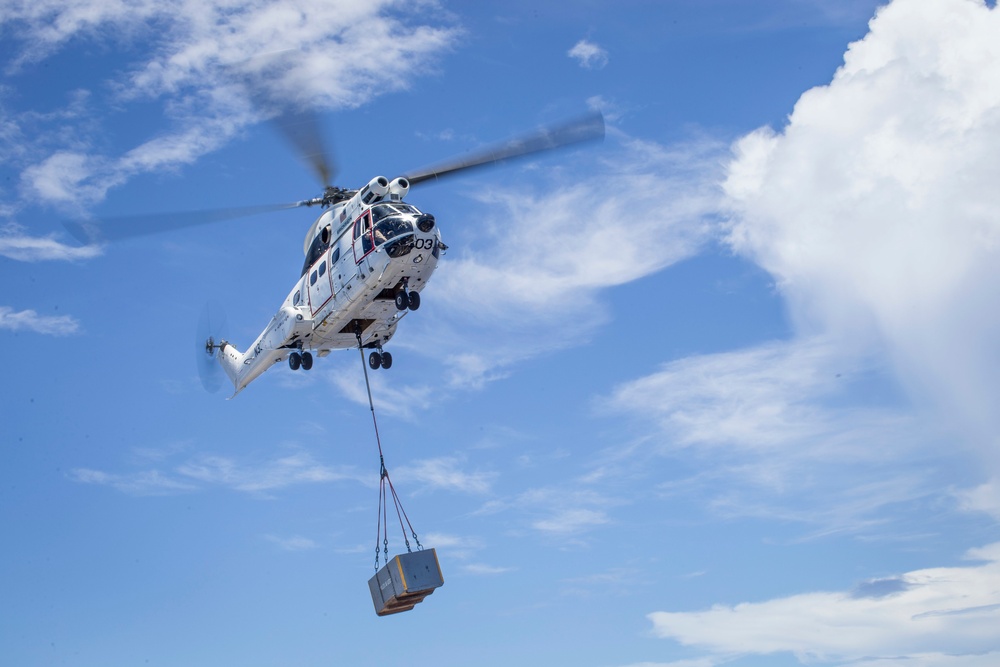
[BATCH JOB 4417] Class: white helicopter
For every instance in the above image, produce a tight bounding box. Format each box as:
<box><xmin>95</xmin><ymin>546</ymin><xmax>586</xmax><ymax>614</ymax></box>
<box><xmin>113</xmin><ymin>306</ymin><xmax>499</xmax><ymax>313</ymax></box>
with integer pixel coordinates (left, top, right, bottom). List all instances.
<box><xmin>69</xmin><ymin>111</ymin><xmax>604</xmax><ymax>397</ymax></box>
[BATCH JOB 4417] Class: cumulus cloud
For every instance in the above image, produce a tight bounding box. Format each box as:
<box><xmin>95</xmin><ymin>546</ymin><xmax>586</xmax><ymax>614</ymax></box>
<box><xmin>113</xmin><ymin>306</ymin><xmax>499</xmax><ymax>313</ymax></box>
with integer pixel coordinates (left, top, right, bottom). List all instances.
<box><xmin>0</xmin><ymin>306</ymin><xmax>81</xmax><ymax>335</ymax></box>
<box><xmin>2</xmin><ymin>0</ymin><xmax>459</xmax><ymax>207</ymax></box>
<box><xmin>648</xmin><ymin>543</ymin><xmax>1000</xmax><ymax>666</ymax></box>
<box><xmin>723</xmin><ymin>0</ymin><xmax>1000</xmax><ymax>472</ymax></box>
<box><xmin>568</xmin><ymin>39</ymin><xmax>609</xmax><ymax>69</ymax></box>
<box><xmin>707</xmin><ymin>0</ymin><xmax>1000</xmax><ymax>526</ymax></box>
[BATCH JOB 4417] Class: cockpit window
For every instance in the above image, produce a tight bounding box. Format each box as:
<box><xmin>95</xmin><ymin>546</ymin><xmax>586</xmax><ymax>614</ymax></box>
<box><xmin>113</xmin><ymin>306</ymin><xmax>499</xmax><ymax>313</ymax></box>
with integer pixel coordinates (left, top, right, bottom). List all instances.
<box><xmin>373</xmin><ymin>217</ymin><xmax>414</xmax><ymax>246</ymax></box>
<box><xmin>371</xmin><ymin>203</ymin><xmax>421</xmax><ymax>223</ymax></box>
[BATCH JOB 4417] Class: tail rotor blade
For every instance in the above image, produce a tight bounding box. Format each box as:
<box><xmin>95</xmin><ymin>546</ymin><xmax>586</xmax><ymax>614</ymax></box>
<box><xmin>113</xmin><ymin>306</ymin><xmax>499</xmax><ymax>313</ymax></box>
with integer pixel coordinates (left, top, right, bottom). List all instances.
<box><xmin>196</xmin><ymin>300</ymin><xmax>229</xmax><ymax>394</ymax></box>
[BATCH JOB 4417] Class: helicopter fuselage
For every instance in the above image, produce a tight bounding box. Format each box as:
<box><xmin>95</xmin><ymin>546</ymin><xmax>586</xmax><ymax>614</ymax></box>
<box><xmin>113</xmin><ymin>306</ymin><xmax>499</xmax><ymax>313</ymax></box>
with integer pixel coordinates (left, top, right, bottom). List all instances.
<box><xmin>215</xmin><ymin>176</ymin><xmax>442</xmax><ymax>396</ymax></box>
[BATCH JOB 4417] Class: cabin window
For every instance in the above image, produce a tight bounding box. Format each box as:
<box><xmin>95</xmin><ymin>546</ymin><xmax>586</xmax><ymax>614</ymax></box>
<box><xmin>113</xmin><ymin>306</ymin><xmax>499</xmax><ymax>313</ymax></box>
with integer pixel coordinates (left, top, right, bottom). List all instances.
<box><xmin>293</xmin><ymin>291</ymin><xmax>301</xmax><ymax>305</ymax></box>
<box><xmin>331</xmin><ymin>247</ymin><xmax>340</xmax><ymax>264</ymax></box>
<box><xmin>310</xmin><ymin>270</ymin><xmax>318</xmax><ymax>286</ymax></box>
<box><xmin>319</xmin><ymin>261</ymin><xmax>326</xmax><ymax>278</ymax></box>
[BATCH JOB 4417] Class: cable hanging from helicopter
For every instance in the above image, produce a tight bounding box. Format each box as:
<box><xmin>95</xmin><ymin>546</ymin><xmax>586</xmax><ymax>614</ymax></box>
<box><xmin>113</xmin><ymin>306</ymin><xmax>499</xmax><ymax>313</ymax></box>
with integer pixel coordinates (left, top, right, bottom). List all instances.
<box><xmin>353</xmin><ymin>323</ymin><xmax>445</xmax><ymax>616</ymax></box>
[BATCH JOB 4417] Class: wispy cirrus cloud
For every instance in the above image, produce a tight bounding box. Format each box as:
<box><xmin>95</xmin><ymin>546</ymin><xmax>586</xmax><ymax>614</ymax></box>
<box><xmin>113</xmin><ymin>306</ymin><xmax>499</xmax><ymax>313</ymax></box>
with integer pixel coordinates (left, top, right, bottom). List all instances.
<box><xmin>602</xmin><ymin>336</ymin><xmax>938</xmax><ymax>536</ymax></box>
<box><xmin>0</xmin><ymin>229</ymin><xmax>101</xmax><ymax>262</ymax></box>
<box><xmin>264</xmin><ymin>534</ymin><xmax>318</xmax><ymax>551</ymax></box>
<box><xmin>71</xmin><ymin>449</ymin><xmax>361</xmax><ymax>496</ymax></box>
<box><xmin>407</xmin><ymin>130</ymin><xmax>725</xmax><ymax>389</ymax></box>
<box><xmin>0</xmin><ymin>306</ymin><xmax>81</xmax><ymax>335</ymax></box>
<box><xmin>396</xmin><ymin>456</ymin><xmax>496</xmax><ymax>495</ymax></box>
<box><xmin>476</xmin><ymin>486</ymin><xmax>619</xmax><ymax>539</ymax></box>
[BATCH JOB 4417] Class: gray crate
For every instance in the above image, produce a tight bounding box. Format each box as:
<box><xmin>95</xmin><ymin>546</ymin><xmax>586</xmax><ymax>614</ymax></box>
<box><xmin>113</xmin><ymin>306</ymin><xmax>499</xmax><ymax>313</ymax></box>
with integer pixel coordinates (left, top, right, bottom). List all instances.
<box><xmin>368</xmin><ymin>548</ymin><xmax>444</xmax><ymax>616</ymax></box>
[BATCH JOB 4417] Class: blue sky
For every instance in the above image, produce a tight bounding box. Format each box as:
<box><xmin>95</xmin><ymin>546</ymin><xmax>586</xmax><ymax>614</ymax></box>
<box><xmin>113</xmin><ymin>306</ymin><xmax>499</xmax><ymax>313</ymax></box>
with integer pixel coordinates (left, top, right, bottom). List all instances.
<box><xmin>3</xmin><ymin>1</ymin><xmax>1000</xmax><ymax>666</ymax></box>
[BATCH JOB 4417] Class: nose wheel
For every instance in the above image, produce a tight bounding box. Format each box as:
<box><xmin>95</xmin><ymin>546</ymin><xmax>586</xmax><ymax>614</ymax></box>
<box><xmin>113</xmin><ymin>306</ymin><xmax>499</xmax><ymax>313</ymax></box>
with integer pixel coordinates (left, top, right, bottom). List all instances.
<box><xmin>394</xmin><ymin>279</ymin><xmax>421</xmax><ymax>312</ymax></box>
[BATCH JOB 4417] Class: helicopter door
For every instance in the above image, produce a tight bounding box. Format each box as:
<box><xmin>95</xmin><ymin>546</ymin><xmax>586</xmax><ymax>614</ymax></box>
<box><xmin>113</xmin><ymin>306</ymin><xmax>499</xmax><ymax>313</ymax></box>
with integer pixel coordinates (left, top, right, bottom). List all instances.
<box><xmin>352</xmin><ymin>210</ymin><xmax>374</xmax><ymax>266</ymax></box>
<box><xmin>307</xmin><ymin>253</ymin><xmax>334</xmax><ymax>316</ymax></box>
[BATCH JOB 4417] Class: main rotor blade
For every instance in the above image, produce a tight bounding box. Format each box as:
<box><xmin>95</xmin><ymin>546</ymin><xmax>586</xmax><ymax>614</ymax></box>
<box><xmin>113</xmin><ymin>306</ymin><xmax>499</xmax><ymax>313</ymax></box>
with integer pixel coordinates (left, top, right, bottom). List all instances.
<box><xmin>403</xmin><ymin>111</ymin><xmax>605</xmax><ymax>186</ymax></box>
<box><xmin>270</xmin><ymin>108</ymin><xmax>338</xmax><ymax>187</ymax></box>
<box><xmin>64</xmin><ymin>202</ymin><xmax>305</xmax><ymax>244</ymax></box>
<box><xmin>233</xmin><ymin>51</ymin><xmax>338</xmax><ymax>188</ymax></box>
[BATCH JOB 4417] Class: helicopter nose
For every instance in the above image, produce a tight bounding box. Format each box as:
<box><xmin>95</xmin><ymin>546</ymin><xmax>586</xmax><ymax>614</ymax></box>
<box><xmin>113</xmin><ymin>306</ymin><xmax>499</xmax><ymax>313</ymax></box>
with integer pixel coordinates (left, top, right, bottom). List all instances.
<box><xmin>416</xmin><ymin>213</ymin><xmax>435</xmax><ymax>233</ymax></box>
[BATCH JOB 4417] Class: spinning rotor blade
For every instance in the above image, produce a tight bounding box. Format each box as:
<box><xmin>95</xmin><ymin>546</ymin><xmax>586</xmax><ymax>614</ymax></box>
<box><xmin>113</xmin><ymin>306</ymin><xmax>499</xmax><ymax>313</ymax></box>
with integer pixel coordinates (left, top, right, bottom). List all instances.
<box><xmin>270</xmin><ymin>108</ymin><xmax>337</xmax><ymax>187</ymax></box>
<box><xmin>64</xmin><ymin>201</ymin><xmax>306</xmax><ymax>244</ymax></box>
<box><xmin>196</xmin><ymin>300</ymin><xmax>229</xmax><ymax>394</ymax></box>
<box><xmin>403</xmin><ymin>111</ymin><xmax>605</xmax><ymax>186</ymax></box>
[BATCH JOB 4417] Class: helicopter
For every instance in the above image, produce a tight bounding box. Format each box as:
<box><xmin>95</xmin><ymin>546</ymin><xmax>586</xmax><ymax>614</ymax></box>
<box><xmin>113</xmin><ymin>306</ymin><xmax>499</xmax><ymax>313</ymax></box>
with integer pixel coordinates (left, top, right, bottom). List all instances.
<box><xmin>68</xmin><ymin>110</ymin><xmax>605</xmax><ymax>397</ymax></box>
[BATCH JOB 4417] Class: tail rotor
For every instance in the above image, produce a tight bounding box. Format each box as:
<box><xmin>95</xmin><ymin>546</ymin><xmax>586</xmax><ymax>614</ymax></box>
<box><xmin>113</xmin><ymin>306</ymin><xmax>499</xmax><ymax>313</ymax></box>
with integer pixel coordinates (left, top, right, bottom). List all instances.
<box><xmin>196</xmin><ymin>300</ymin><xmax>229</xmax><ymax>393</ymax></box>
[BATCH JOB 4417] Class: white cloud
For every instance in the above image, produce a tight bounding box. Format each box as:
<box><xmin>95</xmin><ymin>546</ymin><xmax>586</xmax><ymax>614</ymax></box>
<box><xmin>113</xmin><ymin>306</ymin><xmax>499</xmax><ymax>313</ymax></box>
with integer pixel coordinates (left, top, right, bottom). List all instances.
<box><xmin>410</xmin><ymin>132</ymin><xmax>725</xmax><ymax>388</ymax></box>
<box><xmin>71</xmin><ymin>449</ymin><xmax>361</xmax><ymax>495</ymax></box>
<box><xmin>957</xmin><ymin>478</ymin><xmax>1000</xmax><ymax>521</ymax></box>
<box><xmin>722</xmin><ymin>0</ymin><xmax>1000</xmax><ymax>489</ymax></box>
<box><xmin>478</xmin><ymin>487</ymin><xmax>619</xmax><ymax>538</ymax></box>
<box><xmin>264</xmin><ymin>534</ymin><xmax>318</xmax><ymax>551</ymax></box>
<box><xmin>176</xmin><ymin>451</ymin><xmax>357</xmax><ymax>492</ymax></box>
<box><xmin>568</xmin><ymin>39</ymin><xmax>609</xmax><ymax>69</ymax></box>
<box><xmin>3</xmin><ymin>0</ymin><xmax>460</xmax><ymax>207</ymax></box>
<box><xmin>603</xmin><ymin>336</ymin><xmax>939</xmax><ymax>534</ymax></box>
<box><xmin>326</xmin><ymin>361</ymin><xmax>435</xmax><ymax>419</ymax></box>
<box><xmin>70</xmin><ymin>468</ymin><xmax>197</xmax><ymax>495</ymax></box>
<box><xmin>0</xmin><ymin>229</ymin><xmax>101</xmax><ymax>261</ymax></box>
<box><xmin>396</xmin><ymin>456</ymin><xmax>495</xmax><ymax>494</ymax></box>
<box><xmin>461</xmin><ymin>563</ymin><xmax>514</xmax><ymax>575</ymax></box>
<box><xmin>532</xmin><ymin>507</ymin><xmax>609</xmax><ymax>534</ymax></box>
<box><xmin>0</xmin><ymin>306</ymin><xmax>81</xmax><ymax>335</ymax></box>
<box><xmin>648</xmin><ymin>543</ymin><xmax>1000</xmax><ymax>666</ymax></box>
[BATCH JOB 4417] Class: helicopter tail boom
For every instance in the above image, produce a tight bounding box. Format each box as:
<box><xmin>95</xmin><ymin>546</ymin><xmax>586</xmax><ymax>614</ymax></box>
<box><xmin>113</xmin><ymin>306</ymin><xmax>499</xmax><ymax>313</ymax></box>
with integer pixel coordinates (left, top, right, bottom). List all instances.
<box><xmin>216</xmin><ymin>341</ymin><xmax>245</xmax><ymax>393</ymax></box>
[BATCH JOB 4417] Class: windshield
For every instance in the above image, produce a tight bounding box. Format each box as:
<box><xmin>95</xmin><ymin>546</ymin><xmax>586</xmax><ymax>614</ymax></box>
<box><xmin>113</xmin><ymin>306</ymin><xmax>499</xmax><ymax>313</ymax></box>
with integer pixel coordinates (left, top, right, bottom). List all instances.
<box><xmin>373</xmin><ymin>217</ymin><xmax>414</xmax><ymax>245</ymax></box>
<box><xmin>371</xmin><ymin>203</ymin><xmax>421</xmax><ymax>223</ymax></box>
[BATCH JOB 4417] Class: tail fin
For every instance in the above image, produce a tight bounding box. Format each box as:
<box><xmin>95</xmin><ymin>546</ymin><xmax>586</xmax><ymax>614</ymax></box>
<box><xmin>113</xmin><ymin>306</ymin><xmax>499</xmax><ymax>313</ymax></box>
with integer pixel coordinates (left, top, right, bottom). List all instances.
<box><xmin>216</xmin><ymin>341</ymin><xmax>244</xmax><ymax>389</ymax></box>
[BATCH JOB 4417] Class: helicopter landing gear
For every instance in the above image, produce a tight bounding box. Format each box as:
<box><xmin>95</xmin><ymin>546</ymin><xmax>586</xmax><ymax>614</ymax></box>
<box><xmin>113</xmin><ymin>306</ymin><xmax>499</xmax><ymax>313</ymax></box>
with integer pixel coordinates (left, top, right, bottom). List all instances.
<box><xmin>394</xmin><ymin>289</ymin><xmax>420</xmax><ymax>311</ymax></box>
<box><xmin>289</xmin><ymin>350</ymin><xmax>313</xmax><ymax>371</ymax></box>
<box><xmin>368</xmin><ymin>350</ymin><xmax>393</xmax><ymax>370</ymax></box>
<box><xmin>368</xmin><ymin>347</ymin><xmax>392</xmax><ymax>370</ymax></box>
<box><xmin>395</xmin><ymin>278</ymin><xmax>420</xmax><ymax>311</ymax></box>
<box><xmin>394</xmin><ymin>290</ymin><xmax>409</xmax><ymax>311</ymax></box>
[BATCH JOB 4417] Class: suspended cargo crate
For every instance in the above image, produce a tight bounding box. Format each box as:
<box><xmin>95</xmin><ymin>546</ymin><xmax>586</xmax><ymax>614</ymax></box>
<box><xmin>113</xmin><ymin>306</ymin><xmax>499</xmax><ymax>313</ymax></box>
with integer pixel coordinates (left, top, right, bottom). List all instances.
<box><xmin>368</xmin><ymin>548</ymin><xmax>444</xmax><ymax>616</ymax></box>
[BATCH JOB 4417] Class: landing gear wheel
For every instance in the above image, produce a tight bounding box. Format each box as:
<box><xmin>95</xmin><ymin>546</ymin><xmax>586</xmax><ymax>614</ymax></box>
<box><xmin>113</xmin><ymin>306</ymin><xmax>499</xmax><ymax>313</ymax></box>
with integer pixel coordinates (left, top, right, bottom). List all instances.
<box><xmin>368</xmin><ymin>351</ymin><xmax>382</xmax><ymax>369</ymax></box>
<box><xmin>289</xmin><ymin>352</ymin><xmax>302</xmax><ymax>370</ymax></box>
<box><xmin>407</xmin><ymin>291</ymin><xmax>420</xmax><ymax>311</ymax></box>
<box><xmin>301</xmin><ymin>351</ymin><xmax>313</xmax><ymax>370</ymax></box>
<box><xmin>380</xmin><ymin>351</ymin><xmax>393</xmax><ymax>369</ymax></box>
<box><xmin>394</xmin><ymin>291</ymin><xmax>409</xmax><ymax>311</ymax></box>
